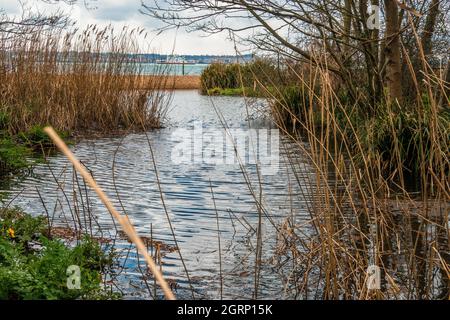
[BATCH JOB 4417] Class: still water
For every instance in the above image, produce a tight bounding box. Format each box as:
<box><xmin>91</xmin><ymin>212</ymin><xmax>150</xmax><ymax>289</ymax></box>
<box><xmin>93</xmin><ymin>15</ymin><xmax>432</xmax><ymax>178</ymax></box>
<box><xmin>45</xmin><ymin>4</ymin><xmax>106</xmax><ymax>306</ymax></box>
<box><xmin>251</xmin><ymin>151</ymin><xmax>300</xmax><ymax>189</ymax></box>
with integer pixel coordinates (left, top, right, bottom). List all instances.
<box><xmin>2</xmin><ymin>90</ymin><xmax>314</xmax><ymax>299</ymax></box>
<box><xmin>140</xmin><ymin>63</ymin><xmax>209</xmax><ymax>75</ymax></box>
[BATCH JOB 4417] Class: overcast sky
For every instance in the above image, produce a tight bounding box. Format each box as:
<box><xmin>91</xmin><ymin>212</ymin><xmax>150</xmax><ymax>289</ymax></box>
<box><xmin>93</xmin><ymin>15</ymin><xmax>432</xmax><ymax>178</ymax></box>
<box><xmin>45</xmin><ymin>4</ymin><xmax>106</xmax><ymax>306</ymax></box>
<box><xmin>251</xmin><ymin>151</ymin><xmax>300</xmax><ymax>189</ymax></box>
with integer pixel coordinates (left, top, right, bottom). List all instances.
<box><xmin>0</xmin><ymin>0</ymin><xmax>244</xmax><ymax>55</ymax></box>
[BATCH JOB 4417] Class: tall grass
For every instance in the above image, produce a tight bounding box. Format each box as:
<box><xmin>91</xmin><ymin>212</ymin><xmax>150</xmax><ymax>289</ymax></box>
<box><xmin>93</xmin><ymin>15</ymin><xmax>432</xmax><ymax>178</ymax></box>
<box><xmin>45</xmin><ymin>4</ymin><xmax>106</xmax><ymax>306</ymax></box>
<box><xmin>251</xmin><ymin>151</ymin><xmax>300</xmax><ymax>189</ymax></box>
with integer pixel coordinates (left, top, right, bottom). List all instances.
<box><xmin>0</xmin><ymin>25</ymin><xmax>170</xmax><ymax>136</ymax></box>
<box><xmin>231</xmin><ymin>41</ymin><xmax>449</xmax><ymax>299</ymax></box>
<box><xmin>269</xmin><ymin>60</ymin><xmax>448</xmax><ymax>299</ymax></box>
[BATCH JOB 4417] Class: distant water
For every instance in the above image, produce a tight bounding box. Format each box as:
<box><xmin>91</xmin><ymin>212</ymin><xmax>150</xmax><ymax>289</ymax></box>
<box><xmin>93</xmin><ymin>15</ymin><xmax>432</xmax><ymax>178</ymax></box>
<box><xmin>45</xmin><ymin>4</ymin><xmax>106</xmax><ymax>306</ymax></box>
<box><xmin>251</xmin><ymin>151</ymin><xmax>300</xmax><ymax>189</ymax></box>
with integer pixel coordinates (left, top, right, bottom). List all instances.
<box><xmin>140</xmin><ymin>63</ymin><xmax>209</xmax><ymax>76</ymax></box>
<box><xmin>52</xmin><ymin>61</ymin><xmax>209</xmax><ymax>76</ymax></box>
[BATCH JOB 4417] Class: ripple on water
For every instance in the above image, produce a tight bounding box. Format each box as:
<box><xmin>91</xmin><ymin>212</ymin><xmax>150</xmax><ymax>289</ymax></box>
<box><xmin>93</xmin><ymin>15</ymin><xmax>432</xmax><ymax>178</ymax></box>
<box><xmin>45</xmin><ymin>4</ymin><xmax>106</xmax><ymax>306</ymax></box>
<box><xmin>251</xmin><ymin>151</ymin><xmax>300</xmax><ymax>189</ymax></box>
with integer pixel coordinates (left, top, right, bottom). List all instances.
<box><xmin>2</xmin><ymin>90</ymin><xmax>314</xmax><ymax>299</ymax></box>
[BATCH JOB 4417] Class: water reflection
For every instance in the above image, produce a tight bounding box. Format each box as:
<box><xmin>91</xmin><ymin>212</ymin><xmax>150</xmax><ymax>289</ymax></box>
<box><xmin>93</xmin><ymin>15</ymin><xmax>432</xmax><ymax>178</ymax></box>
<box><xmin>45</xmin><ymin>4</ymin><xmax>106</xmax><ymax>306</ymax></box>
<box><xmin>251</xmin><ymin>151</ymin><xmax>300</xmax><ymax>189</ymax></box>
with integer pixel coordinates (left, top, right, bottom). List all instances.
<box><xmin>2</xmin><ymin>90</ymin><xmax>313</xmax><ymax>299</ymax></box>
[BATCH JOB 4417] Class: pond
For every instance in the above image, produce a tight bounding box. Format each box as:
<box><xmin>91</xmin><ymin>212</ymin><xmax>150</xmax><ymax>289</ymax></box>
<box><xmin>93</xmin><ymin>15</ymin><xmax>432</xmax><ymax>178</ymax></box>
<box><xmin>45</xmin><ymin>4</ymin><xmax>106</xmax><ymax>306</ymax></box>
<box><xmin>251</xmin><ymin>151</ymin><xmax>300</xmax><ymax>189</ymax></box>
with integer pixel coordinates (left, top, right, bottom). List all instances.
<box><xmin>1</xmin><ymin>90</ymin><xmax>314</xmax><ymax>299</ymax></box>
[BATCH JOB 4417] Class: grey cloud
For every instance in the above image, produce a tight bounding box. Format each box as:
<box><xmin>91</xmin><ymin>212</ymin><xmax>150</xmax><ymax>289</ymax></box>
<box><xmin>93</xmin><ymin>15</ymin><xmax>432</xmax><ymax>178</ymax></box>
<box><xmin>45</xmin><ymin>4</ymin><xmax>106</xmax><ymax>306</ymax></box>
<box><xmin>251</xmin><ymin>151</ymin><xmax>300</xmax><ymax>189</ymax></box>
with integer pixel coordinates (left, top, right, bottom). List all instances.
<box><xmin>90</xmin><ymin>0</ymin><xmax>141</xmax><ymax>22</ymax></box>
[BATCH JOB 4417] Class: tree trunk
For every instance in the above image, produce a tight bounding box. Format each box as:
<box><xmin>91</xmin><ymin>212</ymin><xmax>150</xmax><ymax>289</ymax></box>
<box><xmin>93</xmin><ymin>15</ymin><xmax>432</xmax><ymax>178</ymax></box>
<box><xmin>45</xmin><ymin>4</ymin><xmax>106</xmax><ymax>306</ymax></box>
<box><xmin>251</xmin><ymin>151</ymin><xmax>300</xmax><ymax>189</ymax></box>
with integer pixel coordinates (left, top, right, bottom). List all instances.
<box><xmin>370</xmin><ymin>0</ymin><xmax>383</xmax><ymax>106</ymax></box>
<box><xmin>421</xmin><ymin>0</ymin><xmax>440</xmax><ymax>58</ymax></box>
<box><xmin>438</xmin><ymin>60</ymin><xmax>450</xmax><ymax>109</ymax></box>
<box><xmin>383</xmin><ymin>0</ymin><xmax>403</xmax><ymax>103</ymax></box>
<box><xmin>343</xmin><ymin>0</ymin><xmax>353</xmax><ymax>48</ymax></box>
<box><xmin>415</xmin><ymin>0</ymin><xmax>441</xmax><ymax>91</ymax></box>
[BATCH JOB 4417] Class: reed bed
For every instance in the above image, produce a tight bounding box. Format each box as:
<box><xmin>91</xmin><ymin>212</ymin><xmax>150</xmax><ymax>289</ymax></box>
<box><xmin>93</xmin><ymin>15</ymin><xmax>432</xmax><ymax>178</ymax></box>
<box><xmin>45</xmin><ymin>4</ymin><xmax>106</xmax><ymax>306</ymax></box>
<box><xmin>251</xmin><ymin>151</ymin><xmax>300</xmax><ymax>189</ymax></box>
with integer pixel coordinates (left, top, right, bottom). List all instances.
<box><xmin>251</xmin><ymin>47</ymin><xmax>449</xmax><ymax>299</ymax></box>
<box><xmin>132</xmin><ymin>75</ymin><xmax>201</xmax><ymax>90</ymax></box>
<box><xmin>0</xmin><ymin>25</ymin><xmax>171</xmax><ymax>136</ymax></box>
<box><xmin>199</xmin><ymin>32</ymin><xmax>448</xmax><ymax>299</ymax></box>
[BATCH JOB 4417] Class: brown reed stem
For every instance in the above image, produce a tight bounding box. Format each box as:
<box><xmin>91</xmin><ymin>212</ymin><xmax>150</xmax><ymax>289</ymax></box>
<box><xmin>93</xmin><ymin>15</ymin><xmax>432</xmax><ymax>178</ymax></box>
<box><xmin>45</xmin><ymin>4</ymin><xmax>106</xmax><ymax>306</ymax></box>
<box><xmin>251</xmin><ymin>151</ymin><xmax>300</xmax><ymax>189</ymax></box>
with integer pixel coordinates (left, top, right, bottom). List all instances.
<box><xmin>44</xmin><ymin>126</ymin><xmax>175</xmax><ymax>300</ymax></box>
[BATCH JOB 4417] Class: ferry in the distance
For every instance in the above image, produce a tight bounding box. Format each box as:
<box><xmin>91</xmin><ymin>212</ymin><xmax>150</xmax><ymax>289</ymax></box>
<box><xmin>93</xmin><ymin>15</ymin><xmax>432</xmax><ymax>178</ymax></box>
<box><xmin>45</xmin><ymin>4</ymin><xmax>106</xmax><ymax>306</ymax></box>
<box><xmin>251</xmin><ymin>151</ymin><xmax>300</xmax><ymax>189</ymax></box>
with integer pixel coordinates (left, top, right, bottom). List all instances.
<box><xmin>156</xmin><ymin>56</ymin><xmax>197</xmax><ymax>65</ymax></box>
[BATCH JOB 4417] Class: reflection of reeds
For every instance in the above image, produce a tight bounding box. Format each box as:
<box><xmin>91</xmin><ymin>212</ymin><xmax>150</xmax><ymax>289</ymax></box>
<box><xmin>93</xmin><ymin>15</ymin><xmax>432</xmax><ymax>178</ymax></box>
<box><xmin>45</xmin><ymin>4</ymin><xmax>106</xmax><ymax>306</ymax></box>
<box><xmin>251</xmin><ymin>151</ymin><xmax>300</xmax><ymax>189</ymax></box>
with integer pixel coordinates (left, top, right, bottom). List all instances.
<box><xmin>0</xmin><ymin>25</ymin><xmax>171</xmax><ymax>135</ymax></box>
<box><xmin>210</xmin><ymin>180</ymin><xmax>223</xmax><ymax>299</ymax></box>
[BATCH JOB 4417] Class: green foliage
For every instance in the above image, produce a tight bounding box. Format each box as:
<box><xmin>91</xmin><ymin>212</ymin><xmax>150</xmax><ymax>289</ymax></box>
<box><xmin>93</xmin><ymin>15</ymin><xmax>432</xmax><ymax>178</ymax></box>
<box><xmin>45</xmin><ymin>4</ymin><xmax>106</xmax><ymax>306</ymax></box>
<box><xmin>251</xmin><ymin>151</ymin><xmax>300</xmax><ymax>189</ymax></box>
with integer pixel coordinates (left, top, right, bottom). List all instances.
<box><xmin>18</xmin><ymin>125</ymin><xmax>52</xmax><ymax>148</ymax></box>
<box><xmin>0</xmin><ymin>208</ymin><xmax>47</xmax><ymax>245</ymax></box>
<box><xmin>200</xmin><ymin>58</ymin><xmax>280</xmax><ymax>95</ymax></box>
<box><xmin>350</xmin><ymin>100</ymin><xmax>449</xmax><ymax>185</ymax></box>
<box><xmin>18</xmin><ymin>125</ymin><xmax>69</xmax><ymax>150</ymax></box>
<box><xmin>271</xmin><ymin>86</ymin><xmax>313</xmax><ymax>126</ymax></box>
<box><xmin>0</xmin><ymin>124</ymin><xmax>71</xmax><ymax>176</ymax></box>
<box><xmin>0</xmin><ymin>137</ymin><xmax>31</xmax><ymax>175</ymax></box>
<box><xmin>0</xmin><ymin>208</ymin><xmax>119</xmax><ymax>300</ymax></box>
<box><xmin>206</xmin><ymin>87</ymin><xmax>261</xmax><ymax>97</ymax></box>
<box><xmin>269</xmin><ymin>81</ymin><xmax>449</xmax><ymax>189</ymax></box>
<box><xmin>0</xmin><ymin>111</ymin><xmax>9</xmax><ymax>131</ymax></box>
<box><xmin>277</xmin><ymin>86</ymin><xmax>309</xmax><ymax>115</ymax></box>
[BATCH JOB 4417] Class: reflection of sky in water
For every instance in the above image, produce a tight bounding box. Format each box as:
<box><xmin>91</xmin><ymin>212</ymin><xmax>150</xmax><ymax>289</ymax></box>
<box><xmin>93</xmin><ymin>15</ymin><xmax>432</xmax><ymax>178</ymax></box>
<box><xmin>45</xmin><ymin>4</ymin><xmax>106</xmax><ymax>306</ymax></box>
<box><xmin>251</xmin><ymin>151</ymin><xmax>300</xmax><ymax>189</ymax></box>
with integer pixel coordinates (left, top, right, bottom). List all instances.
<box><xmin>2</xmin><ymin>90</ymin><xmax>314</xmax><ymax>299</ymax></box>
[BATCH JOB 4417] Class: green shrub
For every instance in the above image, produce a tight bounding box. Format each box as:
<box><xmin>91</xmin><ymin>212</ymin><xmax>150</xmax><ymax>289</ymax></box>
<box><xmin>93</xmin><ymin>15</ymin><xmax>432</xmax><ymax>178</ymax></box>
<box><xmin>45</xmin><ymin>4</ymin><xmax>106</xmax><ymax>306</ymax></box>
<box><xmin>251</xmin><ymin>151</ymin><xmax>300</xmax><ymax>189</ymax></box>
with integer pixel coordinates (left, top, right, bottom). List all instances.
<box><xmin>200</xmin><ymin>58</ymin><xmax>280</xmax><ymax>95</ymax></box>
<box><xmin>0</xmin><ymin>208</ymin><xmax>119</xmax><ymax>300</ymax></box>
<box><xmin>0</xmin><ymin>138</ymin><xmax>31</xmax><ymax>175</ymax></box>
<box><xmin>0</xmin><ymin>124</ymin><xmax>71</xmax><ymax>176</ymax></box>
<box><xmin>18</xmin><ymin>125</ymin><xmax>68</xmax><ymax>150</ymax></box>
<box><xmin>0</xmin><ymin>208</ymin><xmax>47</xmax><ymax>245</ymax></box>
<box><xmin>206</xmin><ymin>87</ymin><xmax>261</xmax><ymax>97</ymax></box>
<box><xmin>353</xmin><ymin>101</ymin><xmax>449</xmax><ymax>187</ymax></box>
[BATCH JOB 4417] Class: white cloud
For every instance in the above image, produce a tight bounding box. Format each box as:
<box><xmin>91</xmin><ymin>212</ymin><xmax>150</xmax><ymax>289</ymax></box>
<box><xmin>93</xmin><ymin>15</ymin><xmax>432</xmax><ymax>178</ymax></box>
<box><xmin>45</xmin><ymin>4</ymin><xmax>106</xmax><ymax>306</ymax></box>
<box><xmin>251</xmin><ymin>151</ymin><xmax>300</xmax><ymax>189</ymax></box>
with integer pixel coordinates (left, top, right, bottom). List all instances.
<box><xmin>0</xmin><ymin>0</ymin><xmax>242</xmax><ymax>55</ymax></box>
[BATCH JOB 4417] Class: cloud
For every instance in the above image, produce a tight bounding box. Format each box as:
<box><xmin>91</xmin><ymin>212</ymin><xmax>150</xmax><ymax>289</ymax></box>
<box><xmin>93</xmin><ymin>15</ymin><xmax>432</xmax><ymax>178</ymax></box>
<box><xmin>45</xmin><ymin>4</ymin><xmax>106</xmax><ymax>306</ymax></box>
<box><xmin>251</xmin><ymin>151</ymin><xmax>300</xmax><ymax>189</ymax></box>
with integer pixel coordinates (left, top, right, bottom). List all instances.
<box><xmin>91</xmin><ymin>0</ymin><xmax>141</xmax><ymax>22</ymax></box>
<box><xmin>0</xmin><ymin>0</ymin><xmax>243</xmax><ymax>54</ymax></box>
<box><xmin>0</xmin><ymin>0</ymin><xmax>242</xmax><ymax>55</ymax></box>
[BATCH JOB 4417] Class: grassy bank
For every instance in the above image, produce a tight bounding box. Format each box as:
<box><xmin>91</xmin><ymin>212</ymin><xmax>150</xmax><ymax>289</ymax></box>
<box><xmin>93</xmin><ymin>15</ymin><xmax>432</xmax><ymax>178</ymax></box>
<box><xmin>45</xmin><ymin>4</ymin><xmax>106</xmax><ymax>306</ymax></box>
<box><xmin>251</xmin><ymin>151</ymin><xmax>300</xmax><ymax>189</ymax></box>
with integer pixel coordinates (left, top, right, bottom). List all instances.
<box><xmin>134</xmin><ymin>75</ymin><xmax>201</xmax><ymax>90</ymax></box>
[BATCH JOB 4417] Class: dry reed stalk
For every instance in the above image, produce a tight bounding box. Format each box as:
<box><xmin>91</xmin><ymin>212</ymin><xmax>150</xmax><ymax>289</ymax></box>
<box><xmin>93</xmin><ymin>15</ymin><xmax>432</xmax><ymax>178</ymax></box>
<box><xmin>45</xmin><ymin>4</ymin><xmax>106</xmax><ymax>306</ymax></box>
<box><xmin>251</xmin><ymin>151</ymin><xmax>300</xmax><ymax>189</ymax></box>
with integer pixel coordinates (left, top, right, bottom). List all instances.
<box><xmin>210</xmin><ymin>180</ymin><xmax>223</xmax><ymax>299</ymax></box>
<box><xmin>44</xmin><ymin>126</ymin><xmax>175</xmax><ymax>300</ymax></box>
<box><xmin>230</xmin><ymin>43</ymin><xmax>448</xmax><ymax>298</ymax></box>
<box><xmin>0</xmin><ymin>25</ymin><xmax>170</xmax><ymax>135</ymax></box>
<box><xmin>133</xmin><ymin>75</ymin><xmax>201</xmax><ymax>90</ymax></box>
<box><xmin>142</xmin><ymin>130</ymin><xmax>196</xmax><ymax>299</ymax></box>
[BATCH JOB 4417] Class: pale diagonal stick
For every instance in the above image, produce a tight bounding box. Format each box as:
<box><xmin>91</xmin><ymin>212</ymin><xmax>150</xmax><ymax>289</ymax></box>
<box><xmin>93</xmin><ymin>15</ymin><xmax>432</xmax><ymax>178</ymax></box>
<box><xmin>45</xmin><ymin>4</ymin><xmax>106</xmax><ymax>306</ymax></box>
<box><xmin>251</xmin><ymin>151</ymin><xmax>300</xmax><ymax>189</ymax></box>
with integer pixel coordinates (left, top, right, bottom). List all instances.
<box><xmin>44</xmin><ymin>127</ymin><xmax>175</xmax><ymax>300</ymax></box>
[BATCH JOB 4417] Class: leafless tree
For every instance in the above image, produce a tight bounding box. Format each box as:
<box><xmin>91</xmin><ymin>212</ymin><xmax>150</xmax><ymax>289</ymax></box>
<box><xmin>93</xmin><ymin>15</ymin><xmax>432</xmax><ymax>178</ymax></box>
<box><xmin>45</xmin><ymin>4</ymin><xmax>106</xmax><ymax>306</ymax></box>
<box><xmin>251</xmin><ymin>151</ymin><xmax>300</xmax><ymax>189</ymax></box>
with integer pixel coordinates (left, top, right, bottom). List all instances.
<box><xmin>0</xmin><ymin>1</ymin><xmax>73</xmax><ymax>38</ymax></box>
<box><xmin>141</xmin><ymin>0</ymin><xmax>449</xmax><ymax>109</ymax></box>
